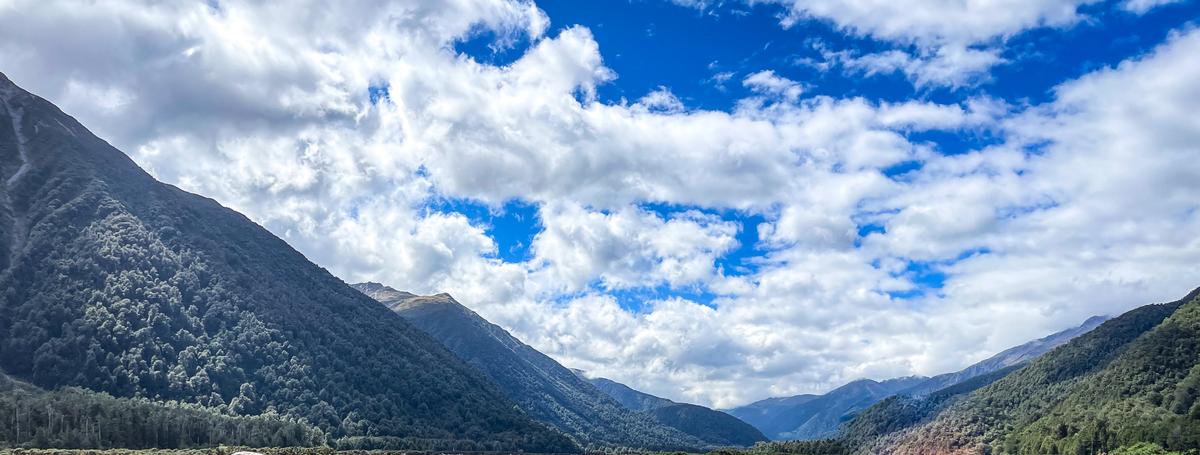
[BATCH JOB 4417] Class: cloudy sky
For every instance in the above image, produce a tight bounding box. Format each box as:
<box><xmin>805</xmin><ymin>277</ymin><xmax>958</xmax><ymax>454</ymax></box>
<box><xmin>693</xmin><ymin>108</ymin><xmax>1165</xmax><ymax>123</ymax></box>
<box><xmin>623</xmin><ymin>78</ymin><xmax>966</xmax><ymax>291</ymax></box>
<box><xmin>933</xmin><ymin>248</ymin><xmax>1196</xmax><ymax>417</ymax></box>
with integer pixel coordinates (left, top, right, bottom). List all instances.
<box><xmin>2</xmin><ymin>0</ymin><xmax>1199</xmax><ymax>408</ymax></box>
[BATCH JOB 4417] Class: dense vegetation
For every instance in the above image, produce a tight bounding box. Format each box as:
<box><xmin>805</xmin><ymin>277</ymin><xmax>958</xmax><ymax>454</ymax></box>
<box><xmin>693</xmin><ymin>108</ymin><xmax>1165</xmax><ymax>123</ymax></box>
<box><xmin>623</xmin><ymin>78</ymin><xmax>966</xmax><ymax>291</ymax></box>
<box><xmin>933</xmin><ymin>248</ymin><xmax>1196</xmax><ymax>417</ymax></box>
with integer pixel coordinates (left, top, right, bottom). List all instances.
<box><xmin>0</xmin><ymin>73</ymin><xmax>574</xmax><ymax>453</ymax></box>
<box><xmin>0</xmin><ymin>370</ymin><xmax>323</xmax><ymax>449</ymax></box>
<box><xmin>355</xmin><ymin>283</ymin><xmax>713</xmax><ymax>451</ymax></box>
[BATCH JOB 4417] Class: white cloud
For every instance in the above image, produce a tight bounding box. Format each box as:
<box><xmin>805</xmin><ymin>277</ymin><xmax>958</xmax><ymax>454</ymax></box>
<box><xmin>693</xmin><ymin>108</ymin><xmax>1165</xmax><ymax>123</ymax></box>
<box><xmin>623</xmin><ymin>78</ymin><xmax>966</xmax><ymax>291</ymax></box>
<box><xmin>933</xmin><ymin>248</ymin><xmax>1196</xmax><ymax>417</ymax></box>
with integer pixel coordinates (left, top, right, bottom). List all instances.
<box><xmin>837</xmin><ymin>45</ymin><xmax>1005</xmax><ymax>89</ymax></box>
<box><xmin>1121</xmin><ymin>0</ymin><xmax>1184</xmax><ymax>13</ymax></box>
<box><xmin>633</xmin><ymin>87</ymin><xmax>687</xmax><ymax>114</ymax></box>
<box><xmin>1</xmin><ymin>0</ymin><xmax>1197</xmax><ymax>410</ymax></box>
<box><xmin>742</xmin><ymin>69</ymin><xmax>804</xmax><ymax>102</ymax></box>
<box><xmin>528</xmin><ymin>203</ymin><xmax>739</xmax><ymax>293</ymax></box>
<box><xmin>760</xmin><ymin>0</ymin><xmax>1094</xmax><ymax>45</ymax></box>
<box><xmin>743</xmin><ymin>0</ymin><xmax>1101</xmax><ymax>88</ymax></box>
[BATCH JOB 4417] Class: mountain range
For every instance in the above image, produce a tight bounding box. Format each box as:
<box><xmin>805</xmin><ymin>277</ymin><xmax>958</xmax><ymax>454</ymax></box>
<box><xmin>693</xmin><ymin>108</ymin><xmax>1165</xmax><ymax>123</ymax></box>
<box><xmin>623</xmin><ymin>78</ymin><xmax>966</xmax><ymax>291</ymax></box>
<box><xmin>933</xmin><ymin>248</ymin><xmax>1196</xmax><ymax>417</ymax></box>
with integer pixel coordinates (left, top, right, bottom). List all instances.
<box><xmin>352</xmin><ymin>282</ymin><xmax>767</xmax><ymax>449</ymax></box>
<box><xmin>728</xmin><ymin>314</ymin><xmax>1110</xmax><ymax>440</ymax></box>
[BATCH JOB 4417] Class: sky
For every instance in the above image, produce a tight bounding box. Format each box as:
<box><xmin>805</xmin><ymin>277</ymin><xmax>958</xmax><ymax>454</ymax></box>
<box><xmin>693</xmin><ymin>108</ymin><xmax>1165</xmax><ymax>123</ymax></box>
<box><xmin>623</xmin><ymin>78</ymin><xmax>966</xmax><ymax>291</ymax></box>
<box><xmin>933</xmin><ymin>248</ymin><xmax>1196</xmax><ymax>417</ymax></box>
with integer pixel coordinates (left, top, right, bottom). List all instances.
<box><xmin>0</xmin><ymin>0</ymin><xmax>1198</xmax><ymax>409</ymax></box>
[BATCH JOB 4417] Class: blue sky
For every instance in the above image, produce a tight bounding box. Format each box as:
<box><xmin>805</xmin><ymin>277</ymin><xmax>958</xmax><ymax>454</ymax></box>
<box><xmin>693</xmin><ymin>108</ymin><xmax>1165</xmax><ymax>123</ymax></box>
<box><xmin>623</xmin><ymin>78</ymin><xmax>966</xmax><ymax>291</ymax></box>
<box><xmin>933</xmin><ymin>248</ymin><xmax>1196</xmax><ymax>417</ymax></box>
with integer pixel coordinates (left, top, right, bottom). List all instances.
<box><xmin>3</xmin><ymin>0</ymin><xmax>1198</xmax><ymax>407</ymax></box>
<box><xmin>451</xmin><ymin>0</ymin><xmax>1199</xmax><ymax>308</ymax></box>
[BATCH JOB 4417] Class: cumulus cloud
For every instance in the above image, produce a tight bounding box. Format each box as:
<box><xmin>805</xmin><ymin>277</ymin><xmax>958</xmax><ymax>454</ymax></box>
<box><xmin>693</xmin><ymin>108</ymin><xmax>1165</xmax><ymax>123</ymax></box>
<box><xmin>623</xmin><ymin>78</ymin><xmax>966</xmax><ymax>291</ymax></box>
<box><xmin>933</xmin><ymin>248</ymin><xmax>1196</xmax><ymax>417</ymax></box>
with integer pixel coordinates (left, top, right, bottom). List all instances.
<box><xmin>740</xmin><ymin>0</ymin><xmax>1092</xmax><ymax>88</ymax></box>
<box><xmin>742</xmin><ymin>70</ymin><xmax>804</xmax><ymax>102</ymax></box>
<box><xmin>1</xmin><ymin>0</ymin><xmax>1197</xmax><ymax>409</ymax></box>
<box><xmin>1121</xmin><ymin>0</ymin><xmax>1185</xmax><ymax>13</ymax></box>
<box><xmin>826</xmin><ymin>45</ymin><xmax>1005</xmax><ymax>89</ymax></box>
<box><xmin>528</xmin><ymin>203</ymin><xmax>739</xmax><ymax>293</ymax></box>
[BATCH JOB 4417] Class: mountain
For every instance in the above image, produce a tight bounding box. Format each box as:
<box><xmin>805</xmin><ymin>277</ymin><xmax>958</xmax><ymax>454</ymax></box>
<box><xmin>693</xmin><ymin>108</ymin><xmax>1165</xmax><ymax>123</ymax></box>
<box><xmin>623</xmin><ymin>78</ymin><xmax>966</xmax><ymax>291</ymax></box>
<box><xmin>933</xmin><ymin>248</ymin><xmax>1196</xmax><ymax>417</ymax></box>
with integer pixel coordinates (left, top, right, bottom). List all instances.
<box><xmin>887</xmin><ymin>287</ymin><xmax>1200</xmax><ymax>454</ymax></box>
<box><xmin>767</xmin><ymin>287</ymin><xmax>1200</xmax><ymax>455</ymax></box>
<box><xmin>729</xmin><ymin>376</ymin><xmax>929</xmax><ymax>441</ymax></box>
<box><xmin>728</xmin><ymin>313</ymin><xmax>1108</xmax><ymax>441</ymax></box>
<box><xmin>575</xmin><ymin>372</ymin><xmax>769</xmax><ymax>446</ymax></box>
<box><xmin>582</xmin><ymin>374</ymin><xmax>676</xmax><ymax>412</ymax></box>
<box><xmin>0</xmin><ymin>72</ymin><xmax>575</xmax><ymax>452</ymax></box>
<box><xmin>897</xmin><ymin>314</ymin><xmax>1110</xmax><ymax>398</ymax></box>
<box><xmin>352</xmin><ymin>282</ymin><xmax>712</xmax><ymax>450</ymax></box>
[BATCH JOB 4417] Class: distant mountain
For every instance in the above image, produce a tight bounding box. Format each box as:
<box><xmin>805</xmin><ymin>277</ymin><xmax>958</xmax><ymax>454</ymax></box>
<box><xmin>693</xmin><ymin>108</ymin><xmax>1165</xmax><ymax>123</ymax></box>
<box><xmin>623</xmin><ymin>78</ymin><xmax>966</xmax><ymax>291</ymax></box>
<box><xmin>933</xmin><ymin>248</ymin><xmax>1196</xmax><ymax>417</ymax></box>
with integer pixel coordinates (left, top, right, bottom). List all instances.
<box><xmin>582</xmin><ymin>374</ymin><xmax>676</xmax><ymax>412</ymax></box>
<box><xmin>728</xmin><ymin>377</ymin><xmax>928</xmax><ymax>440</ymax></box>
<box><xmin>897</xmin><ymin>315</ymin><xmax>1110</xmax><ymax>398</ymax></box>
<box><xmin>575</xmin><ymin>372</ymin><xmax>768</xmax><ymax>446</ymax></box>
<box><xmin>353</xmin><ymin>282</ymin><xmax>712</xmax><ymax>450</ymax></box>
<box><xmin>783</xmin><ymin>287</ymin><xmax>1200</xmax><ymax>455</ymax></box>
<box><xmin>0</xmin><ymin>72</ymin><xmax>574</xmax><ymax>452</ymax></box>
<box><xmin>728</xmin><ymin>314</ymin><xmax>1108</xmax><ymax>441</ymax></box>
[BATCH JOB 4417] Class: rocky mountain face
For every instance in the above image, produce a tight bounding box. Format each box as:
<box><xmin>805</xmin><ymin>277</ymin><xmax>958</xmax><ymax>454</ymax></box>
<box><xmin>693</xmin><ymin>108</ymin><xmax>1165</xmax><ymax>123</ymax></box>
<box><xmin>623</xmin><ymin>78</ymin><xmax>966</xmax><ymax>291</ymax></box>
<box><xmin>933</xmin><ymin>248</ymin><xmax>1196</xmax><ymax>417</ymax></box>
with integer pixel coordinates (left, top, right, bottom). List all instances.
<box><xmin>0</xmin><ymin>72</ymin><xmax>575</xmax><ymax>453</ymax></box>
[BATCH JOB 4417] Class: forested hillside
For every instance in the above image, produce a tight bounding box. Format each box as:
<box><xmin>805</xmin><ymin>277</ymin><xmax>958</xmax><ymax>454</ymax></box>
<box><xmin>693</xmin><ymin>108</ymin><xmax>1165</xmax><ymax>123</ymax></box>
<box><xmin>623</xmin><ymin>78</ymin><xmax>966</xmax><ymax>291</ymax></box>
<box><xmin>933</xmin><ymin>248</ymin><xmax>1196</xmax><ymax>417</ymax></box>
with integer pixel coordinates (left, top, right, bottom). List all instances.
<box><xmin>582</xmin><ymin>375</ymin><xmax>676</xmax><ymax>412</ymax></box>
<box><xmin>354</xmin><ymin>283</ymin><xmax>723</xmax><ymax>450</ymax></box>
<box><xmin>0</xmin><ymin>73</ymin><xmax>575</xmax><ymax>453</ymax></box>
<box><xmin>757</xmin><ymin>288</ymin><xmax>1200</xmax><ymax>455</ymax></box>
<box><xmin>891</xmin><ymin>287</ymin><xmax>1200</xmax><ymax>454</ymax></box>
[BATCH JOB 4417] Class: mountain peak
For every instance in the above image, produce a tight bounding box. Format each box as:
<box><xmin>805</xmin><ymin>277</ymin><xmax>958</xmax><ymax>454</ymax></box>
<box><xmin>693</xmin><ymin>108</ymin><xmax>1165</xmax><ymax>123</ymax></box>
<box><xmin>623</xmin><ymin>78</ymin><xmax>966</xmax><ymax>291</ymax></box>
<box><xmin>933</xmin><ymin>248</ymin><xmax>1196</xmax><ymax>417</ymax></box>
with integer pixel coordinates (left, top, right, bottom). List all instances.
<box><xmin>0</xmin><ymin>72</ymin><xmax>14</xmax><ymax>98</ymax></box>
<box><xmin>350</xmin><ymin>282</ymin><xmax>461</xmax><ymax>312</ymax></box>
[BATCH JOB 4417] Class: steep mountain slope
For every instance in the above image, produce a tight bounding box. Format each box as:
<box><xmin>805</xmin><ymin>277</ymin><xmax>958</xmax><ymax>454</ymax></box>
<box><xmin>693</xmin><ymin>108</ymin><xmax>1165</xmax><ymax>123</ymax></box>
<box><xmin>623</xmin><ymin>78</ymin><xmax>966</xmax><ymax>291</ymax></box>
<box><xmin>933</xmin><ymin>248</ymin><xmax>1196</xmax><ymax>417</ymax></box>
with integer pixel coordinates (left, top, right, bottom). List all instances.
<box><xmin>575</xmin><ymin>373</ymin><xmax>768</xmax><ymax>446</ymax></box>
<box><xmin>0</xmin><ymin>72</ymin><xmax>574</xmax><ymax>452</ymax></box>
<box><xmin>885</xmin><ymin>287</ymin><xmax>1200</xmax><ymax>455</ymax></box>
<box><xmin>729</xmin><ymin>314</ymin><xmax>1106</xmax><ymax>441</ymax></box>
<box><xmin>353</xmin><ymin>282</ymin><xmax>712</xmax><ymax>450</ymax></box>
<box><xmin>898</xmin><ymin>315</ymin><xmax>1109</xmax><ymax>398</ymax></box>
<box><xmin>583</xmin><ymin>375</ymin><xmax>676</xmax><ymax>412</ymax></box>
<box><xmin>729</xmin><ymin>377</ymin><xmax>928</xmax><ymax>440</ymax></box>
